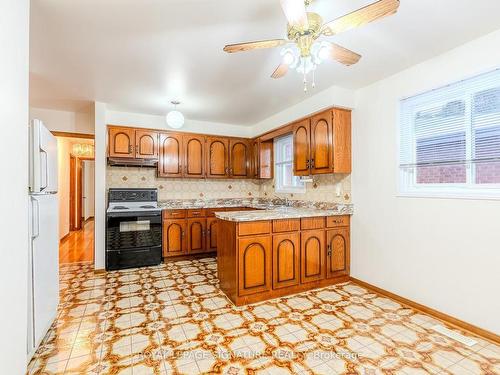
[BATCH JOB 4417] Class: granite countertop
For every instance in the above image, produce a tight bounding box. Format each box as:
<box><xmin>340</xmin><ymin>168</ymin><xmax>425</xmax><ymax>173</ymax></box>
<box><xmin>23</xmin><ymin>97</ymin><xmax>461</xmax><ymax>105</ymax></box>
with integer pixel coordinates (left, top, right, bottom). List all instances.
<box><xmin>158</xmin><ymin>198</ymin><xmax>353</xmax><ymax>220</ymax></box>
<box><xmin>215</xmin><ymin>206</ymin><xmax>353</xmax><ymax>222</ymax></box>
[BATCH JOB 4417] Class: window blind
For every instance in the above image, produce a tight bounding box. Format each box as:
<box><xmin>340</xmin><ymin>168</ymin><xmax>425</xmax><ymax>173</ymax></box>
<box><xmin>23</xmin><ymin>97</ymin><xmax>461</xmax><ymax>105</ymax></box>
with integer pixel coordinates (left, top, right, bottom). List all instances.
<box><xmin>400</xmin><ymin>68</ymin><xmax>500</xmax><ymax>187</ymax></box>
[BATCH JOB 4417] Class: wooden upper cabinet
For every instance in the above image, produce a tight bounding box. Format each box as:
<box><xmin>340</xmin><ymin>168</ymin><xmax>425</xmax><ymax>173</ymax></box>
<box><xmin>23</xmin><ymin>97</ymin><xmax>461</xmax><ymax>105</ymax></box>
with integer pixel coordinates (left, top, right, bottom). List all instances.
<box><xmin>310</xmin><ymin>110</ymin><xmax>333</xmax><ymax>174</ymax></box>
<box><xmin>206</xmin><ymin>137</ymin><xmax>229</xmax><ymax>178</ymax></box>
<box><xmin>158</xmin><ymin>133</ymin><xmax>183</xmax><ymax>177</ymax></box>
<box><xmin>251</xmin><ymin>139</ymin><xmax>260</xmax><ymax>178</ymax></box>
<box><xmin>135</xmin><ymin>130</ymin><xmax>159</xmax><ymax>159</ymax></box>
<box><xmin>183</xmin><ymin>135</ymin><xmax>205</xmax><ymax>178</ymax></box>
<box><xmin>300</xmin><ymin>229</ymin><xmax>325</xmax><ymax>284</ymax></box>
<box><xmin>332</xmin><ymin>108</ymin><xmax>352</xmax><ymax>173</ymax></box>
<box><xmin>163</xmin><ymin>219</ymin><xmax>186</xmax><ymax>257</ymax></box>
<box><xmin>109</xmin><ymin>127</ymin><xmax>135</xmax><ymax>158</ymax></box>
<box><xmin>230</xmin><ymin>139</ymin><xmax>250</xmax><ymax>178</ymax></box>
<box><xmin>272</xmin><ymin>233</ymin><xmax>300</xmax><ymax>289</ymax></box>
<box><xmin>238</xmin><ymin>236</ymin><xmax>271</xmax><ymax>296</ymax></box>
<box><xmin>187</xmin><ymin>218</ymin><xmax>206</xmax><ymax>254</ymax></box>
<box><xmin>293</xmin><ymin>119</ymin><xmax>311</xmax><ymax>176</ymax></box>
<box><xmin>326</xmin><ymin>228</ymin><xmax>350</xmax><ymax>278</ymax></box>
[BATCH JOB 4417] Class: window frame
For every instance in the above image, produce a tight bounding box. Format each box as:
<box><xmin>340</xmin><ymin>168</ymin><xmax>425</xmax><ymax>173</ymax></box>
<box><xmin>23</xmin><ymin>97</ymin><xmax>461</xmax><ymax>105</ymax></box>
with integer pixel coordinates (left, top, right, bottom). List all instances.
<box><xmin>398</xmin><ymin>69</ymin><xmax>500</xmax><ymax>200</ymax></box>
<box><xmin>274</xmin><ymin>134</ymin><xmax>306</xmax><ymax>194</ymax></box>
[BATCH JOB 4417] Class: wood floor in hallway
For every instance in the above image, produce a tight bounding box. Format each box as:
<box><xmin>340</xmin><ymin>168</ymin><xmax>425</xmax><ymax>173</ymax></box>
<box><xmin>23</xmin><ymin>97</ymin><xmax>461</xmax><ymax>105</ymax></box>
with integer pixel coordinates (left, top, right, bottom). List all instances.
<box><xmin>59</xmin><ymin>218</ymin><xmax>94</xmax><ymax>264</ymax></box>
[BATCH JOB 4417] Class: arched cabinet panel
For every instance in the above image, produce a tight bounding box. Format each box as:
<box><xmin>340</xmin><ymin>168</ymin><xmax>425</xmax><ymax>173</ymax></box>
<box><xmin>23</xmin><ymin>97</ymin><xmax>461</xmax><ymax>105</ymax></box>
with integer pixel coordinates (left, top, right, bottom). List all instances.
<box><xmin>300</xmin><ymin>230</ymin><xmax>325</xmax><ymax>283</ymax></box>
<box><xmin>310</xmin><ymin>112</ymin><xmax>333</xmax><ymax>174</ymax></box>
<box><xmin>238</xmin><ymin>236</ymin><xmax>271</xmax><ymax>296</ymax></box>
<box><xmin>109</xmin><ymin>127</ymin><xmax>135</xmax><ymax>158</ymax></box>
<box><xmin>136</xmin><ymin>130</ymin><xmax>159</xmax><ymax>159</ymax></box>
<box><xmin>326</xmin><ymin>228</ymin><xmax>350</xmax><ymax>278</ymax></box>
<box><xmin>230</xmin><ymin>139</ymin><xmax>250</xmax><ymax>177</ymax></box>
<box><xmin>293</xmin><ymin>119</ymin><xmax>311</xmax><ymax>176</ymax></box>
<box><xmin>159</xmin><ymin>133</ymin><xmax>183</xmax><ymax>177</ymax></box>
<box><xmin>206</xmin><ymin>137</ymin><xmax>229</xmax><ymax>178</ymax></box>
<box><xmin>163</xmin><ymin>220</ymin><xmax>186</xmax><ymax>257</ymax></box>
<box><xmin>187</xmin><ymin>218</ymin><xmax>206</xmax><ymax>253</ymax></box>
<box><xmin>183</xmin><ymin>135</ymin><xmax>205</xmax><ymax>178</ymax></box>
<box><xmin>273</xmin><ymin>233</ymin><xmax>300</xmax><ymax>289</ymax></box>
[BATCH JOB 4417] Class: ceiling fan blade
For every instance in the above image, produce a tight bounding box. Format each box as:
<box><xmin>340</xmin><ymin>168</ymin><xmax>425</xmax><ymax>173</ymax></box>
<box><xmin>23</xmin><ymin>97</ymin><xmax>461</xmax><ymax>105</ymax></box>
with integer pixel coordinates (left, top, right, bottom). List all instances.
<box><xmin>322</xmin><ymin>0</ymin><xmax>400</xmax><ymax>36</ymax></box>
<box><xmin>223</xmin><ymin>39</ymin><xmax>288</xmax><ymax>53</ymax></box>
<box><xmin>329</xmin><ymin>43</ymin><xmax>361</xmax><ymax>66</ymax></box>
<box><xmin>280</xmin><ymin>0</ymin><xmax>309</xmax><ymax>30</ymax></box>
<box><xmin>271</xmin><ymin>63</ymin><xmax>289</xmax><ymax>79</ymax></box>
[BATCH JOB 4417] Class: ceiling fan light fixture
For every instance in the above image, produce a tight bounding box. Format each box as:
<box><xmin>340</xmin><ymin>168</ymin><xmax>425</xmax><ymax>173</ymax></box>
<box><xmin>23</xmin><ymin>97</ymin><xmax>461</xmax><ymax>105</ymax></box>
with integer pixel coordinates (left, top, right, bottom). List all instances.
<box><xmin>166</xmin><ymin>101</ymin><xmax>185</xmax><ymax>129</ymax></box>
<box><xmin>281</xmin><ymin>48</ymin><xmax>296</xmax><ymax>65</ymax></box>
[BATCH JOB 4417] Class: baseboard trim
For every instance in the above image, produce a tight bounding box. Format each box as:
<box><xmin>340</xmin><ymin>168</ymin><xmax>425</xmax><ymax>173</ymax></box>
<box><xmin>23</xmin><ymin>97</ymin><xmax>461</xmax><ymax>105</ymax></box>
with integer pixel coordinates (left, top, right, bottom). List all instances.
<box><xmin>94</xmin><ymin>269</ymin><xmax>106</xmax><ymax>275</ymax></box>
<box><xmin>349</xmin><ymin>277</ymin><xmax>499</xmax><ymax>345</ymax></box>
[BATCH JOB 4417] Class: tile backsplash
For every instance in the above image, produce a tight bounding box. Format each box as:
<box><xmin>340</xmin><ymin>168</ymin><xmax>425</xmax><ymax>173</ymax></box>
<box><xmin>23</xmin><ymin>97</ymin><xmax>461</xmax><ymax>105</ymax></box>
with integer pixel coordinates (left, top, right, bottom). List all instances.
<box><xmin>106</xmin><ymin>167</ymin><xmax>351</xmax><ymax>203</ymax></box>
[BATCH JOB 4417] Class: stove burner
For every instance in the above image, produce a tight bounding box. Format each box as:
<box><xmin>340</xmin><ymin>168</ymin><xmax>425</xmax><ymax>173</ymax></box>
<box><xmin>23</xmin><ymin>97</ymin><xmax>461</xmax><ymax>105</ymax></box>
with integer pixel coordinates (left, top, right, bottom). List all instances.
<box><xmin>113</xmin><ymin>206</ymin><xmax>129</xmax><ymax>210</ymax></box>
<box><xmin>140</xmin><ymin>205</ymin><xmax>156</xmax><ymax>209</ymax></box>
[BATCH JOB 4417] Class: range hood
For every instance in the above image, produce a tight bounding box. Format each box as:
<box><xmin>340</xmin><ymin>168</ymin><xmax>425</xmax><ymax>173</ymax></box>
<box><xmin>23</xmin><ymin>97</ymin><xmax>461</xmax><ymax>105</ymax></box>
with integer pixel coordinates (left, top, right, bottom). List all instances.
<box><xmin>107</xmin><ymin>157</ymin><xmax>158</xmax><ymax>167</ymax></box>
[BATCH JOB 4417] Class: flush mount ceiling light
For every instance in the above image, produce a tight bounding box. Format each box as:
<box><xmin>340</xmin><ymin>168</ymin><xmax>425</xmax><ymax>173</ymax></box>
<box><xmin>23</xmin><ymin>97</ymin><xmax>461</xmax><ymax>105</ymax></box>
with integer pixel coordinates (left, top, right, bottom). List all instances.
<box><xmin>223</xmin><ymin>0</ymin><xmax>400</xmax><ymax>92</ymax></box>
<box><xmin>166</xmin><ymin>100</ymin><xmax>185</xmax><ymax>129</ymax></box>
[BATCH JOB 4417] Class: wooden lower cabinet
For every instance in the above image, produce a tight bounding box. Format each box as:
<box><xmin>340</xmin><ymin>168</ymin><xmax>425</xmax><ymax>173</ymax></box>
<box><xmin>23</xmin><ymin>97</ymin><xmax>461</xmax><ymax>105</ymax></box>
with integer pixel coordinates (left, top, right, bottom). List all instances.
<box><xmin>187</xmin><ymin>218</ymin><xmax>206</xmax><ymax>254</ymax></box>
<box><xmin>238</xmin><ymin>236</ymin><xmax>271</xmax><ymax>296</ymax></box>
<box><xmin>326</xmin><ymin>227</ymin><xmax>350</xmax><ymax>278</ymax></box>
<box><xmin>206</xmin><ymin>217</ymin><xmax>218</xmax><ymax>251</ymax></box>
<box><xmin>300</xmin><ymin>230</ymin><xmax>325</xmax><ymax>284</ymax></box>
<box><xmin>217</xmin><ymin>216</ymin><xmax>351</xmax><ymax>306</ymax></box>
<box><xmin>163</xmin><ymin>220</ymin><xmax>186</xmax><ymax>257</ymax></box>
<box><xmin>272</xmin><ymin>233</ymin><xmax>300</xmax><ymax>289</ymax></box>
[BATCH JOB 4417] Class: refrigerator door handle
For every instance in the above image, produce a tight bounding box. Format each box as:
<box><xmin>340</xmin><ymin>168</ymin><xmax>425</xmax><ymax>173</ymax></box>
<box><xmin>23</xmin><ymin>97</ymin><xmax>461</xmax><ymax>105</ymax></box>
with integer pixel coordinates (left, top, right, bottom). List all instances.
<box><xmin>32</xmin><ymin>198</ymin><xmax>40</xmax><ymax>239</ymax></box>
<box><xmin>40</xmin><ymin>150</ymin><xmax>48</xmax><ymax>191</ymax></box>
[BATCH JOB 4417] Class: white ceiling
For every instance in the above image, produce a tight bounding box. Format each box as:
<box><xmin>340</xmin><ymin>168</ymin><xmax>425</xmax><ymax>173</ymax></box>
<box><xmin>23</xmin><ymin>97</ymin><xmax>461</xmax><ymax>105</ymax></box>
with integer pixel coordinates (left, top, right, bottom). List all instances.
<box><xmin>30</xmin><ymin>0</ymin><xmax>500</xmax><ymax>125</ymax></box>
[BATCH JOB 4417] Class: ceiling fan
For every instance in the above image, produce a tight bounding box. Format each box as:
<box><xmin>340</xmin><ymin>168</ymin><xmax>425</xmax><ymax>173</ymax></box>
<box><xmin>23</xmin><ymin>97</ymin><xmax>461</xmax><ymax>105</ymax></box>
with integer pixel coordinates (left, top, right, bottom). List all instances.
<box><xmin>223</xmin><ymin>0</ymin><xmax>400</xmax><ymax>91</ymax></box>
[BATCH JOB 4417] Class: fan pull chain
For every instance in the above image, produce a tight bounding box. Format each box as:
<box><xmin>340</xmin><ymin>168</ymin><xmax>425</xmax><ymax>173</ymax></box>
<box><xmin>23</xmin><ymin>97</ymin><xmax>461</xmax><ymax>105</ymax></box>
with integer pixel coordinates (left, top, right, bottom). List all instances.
<box><xmin>312</xmin><ymin>69</ymin><xmax>316</xmax><ymax>89</ymax></box>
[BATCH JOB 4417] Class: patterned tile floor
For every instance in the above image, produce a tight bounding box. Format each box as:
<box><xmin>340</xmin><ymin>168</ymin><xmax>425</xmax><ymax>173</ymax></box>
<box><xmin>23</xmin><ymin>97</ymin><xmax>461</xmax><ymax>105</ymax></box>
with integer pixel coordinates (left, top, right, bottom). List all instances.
<box><xmin>28</xmin><ymin>258</ymin><xmax>499</xmax><ymax>374</ymax></box>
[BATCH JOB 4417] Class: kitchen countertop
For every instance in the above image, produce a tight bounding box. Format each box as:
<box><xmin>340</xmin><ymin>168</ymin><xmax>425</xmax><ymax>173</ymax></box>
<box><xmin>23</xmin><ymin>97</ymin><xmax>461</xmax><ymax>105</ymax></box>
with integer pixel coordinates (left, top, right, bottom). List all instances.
<box><xmin>214</xmin><ymin>206</ymin><xmax>353</xmax><ymax>222</ymax></box>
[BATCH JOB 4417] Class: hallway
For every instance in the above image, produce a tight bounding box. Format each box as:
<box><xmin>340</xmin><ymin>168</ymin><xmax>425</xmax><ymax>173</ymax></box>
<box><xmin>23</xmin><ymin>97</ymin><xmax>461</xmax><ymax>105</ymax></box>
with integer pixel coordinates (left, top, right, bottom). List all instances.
<box><xmin>59</xmin><ymin>219</ymin><xmax>94</xmax><ymax>264</ymax></box>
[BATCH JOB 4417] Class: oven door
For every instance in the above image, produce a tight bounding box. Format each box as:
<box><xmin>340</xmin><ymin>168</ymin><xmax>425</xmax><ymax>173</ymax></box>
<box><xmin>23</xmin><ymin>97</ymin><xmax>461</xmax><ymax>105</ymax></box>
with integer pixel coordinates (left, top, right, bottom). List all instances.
<box><xmin>106</xmin><ymin>211</ymin><xmax>163</xmax><ymax>270</ymax></box>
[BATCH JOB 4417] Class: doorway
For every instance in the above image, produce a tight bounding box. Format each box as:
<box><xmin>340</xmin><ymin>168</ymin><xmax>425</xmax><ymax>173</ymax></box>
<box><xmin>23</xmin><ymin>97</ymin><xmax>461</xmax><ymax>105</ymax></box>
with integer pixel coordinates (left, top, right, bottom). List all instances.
<box><xmin>54</xmin><ymin>132</ymin><xmax>95</xmax><ymax>264</ymax></box>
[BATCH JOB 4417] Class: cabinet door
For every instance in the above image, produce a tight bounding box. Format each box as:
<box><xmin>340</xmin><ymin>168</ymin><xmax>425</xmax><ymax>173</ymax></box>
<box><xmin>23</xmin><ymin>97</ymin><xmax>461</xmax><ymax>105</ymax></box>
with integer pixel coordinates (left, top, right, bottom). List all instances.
<box><xmin>206</xmin><ymin>217</ymin><xmax>218</xmax><ymax>251</ymax></box>
<box><xmin>230</xmin><ymin>139</ymin><xmax>250</xmax><ymax>178</ymax></box>
<box><xmin>206</xmin><ymin>137</ymin><xmax>229</xmax><ymax>178</ymax></box>
<box><xmin>163</xmin><ymin>220</ymin><xmax>186</xmax><ymax>257</ymax></box>
<box><xmin>310</xmin><ymin>110</ymin><xmax>333</xmax><ymax>174</ymax></box>
<box><xmin>183</xmin><ymin>135</ymin><xmax>205</xmax><ymax>178</ymax></box>
<box><xmin>273</xmin><ymin>232</ymin><xmax>300</xmax><ymax>289</ymax></box>
<box><xmin>135</xmin><ymin>130</ymin><xmax>159</xmax><ymax>159</ymax></box>
<box><xmin>326</xmin><ymin>228</ymin><xmax>350</xmax><ymax>278</ymax></box>
<box><xmin>252</xmin><ymin>139</ymin><xmax>260</xmax><ymax>178</ymax></box>
<box><xmin>300</xmin><ymin>230</ymin><xmax>325</xmax><ymax>283</ymax></box>
<box><xmin>238</xmin><ymin>236</ymin><xmax>271</xmax><ymax>296</ymax></box>
<box><xmin>109</xmin><ymin>127</ymin><xmax>135</xmax><ymax>158</ymax></box>
<box><xmin>293</xmin><ymin>119</ymin><xmax>311</xmax><ymax>176</ymax></box>
<box><xmin>187</xmin><ymin>218</ymin><xmax>206</xmax><ymax>254</ymax></box>
<box><xmin>158</xmin><ymin>133</ymin><xmax>183</xmax><ymax>177</ymax></box>
<box><xmin>332</xmin><ymin>108</ymin><xmax>352</xmax><ymax>173</ymax></box>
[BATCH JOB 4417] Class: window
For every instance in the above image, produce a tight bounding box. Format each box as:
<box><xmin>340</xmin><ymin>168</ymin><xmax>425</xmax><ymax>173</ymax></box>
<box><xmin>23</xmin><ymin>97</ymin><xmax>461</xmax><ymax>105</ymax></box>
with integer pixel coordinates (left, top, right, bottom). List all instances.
<box><xmin>399</xmin><ymin>69</ymin><xmax>500</xmax><ymax>198</ymax></box>
<box><xmin>274</xmin><ymin>134</ymin><xmax>305</xmax><ymax>193</ymax></box>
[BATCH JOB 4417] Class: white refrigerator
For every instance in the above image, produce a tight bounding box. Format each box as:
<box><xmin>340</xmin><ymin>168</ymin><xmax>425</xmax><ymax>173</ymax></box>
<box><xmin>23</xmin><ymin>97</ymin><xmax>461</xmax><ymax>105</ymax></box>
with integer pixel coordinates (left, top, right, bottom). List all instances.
<box><xmin>27</xmin><ymin>119</ymin><xmax>59</xmax><ymax>359</ymax></box>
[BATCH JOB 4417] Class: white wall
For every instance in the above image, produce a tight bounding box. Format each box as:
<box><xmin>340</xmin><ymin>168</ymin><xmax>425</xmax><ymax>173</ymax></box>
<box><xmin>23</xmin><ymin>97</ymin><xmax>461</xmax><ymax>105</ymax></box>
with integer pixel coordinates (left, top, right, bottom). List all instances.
<box><xmin>106</xmin><ymin>110</ymin><xmax>252</xmax><ymax>137</ymax></box>
<box><xmin>0</xmin><ymin>1</ymin><xmax>29</xmax><ymax>373</ymax></box>
<box><xmin>30</xmin><ymin>107</ymin><xmax>94</xmax><ymax>134</ymax></box>
<box><xmin>251</xmin><ymin>85</ymin><xmax>356</xmax><ymax>136</ymax></box>
<box><xmin>94</xmin><ymin>102</ymin><xmax>107</xmax><ymax>270</ymax></box>
<box><xmin>83</xmin><ymin>161</ymin><xmax>95</xmax><ymax>220</ymax></box>
<box><xmin>352</xmin><ymin>29</ymin><xmax>500</xmax><ymax>334</ymax></box>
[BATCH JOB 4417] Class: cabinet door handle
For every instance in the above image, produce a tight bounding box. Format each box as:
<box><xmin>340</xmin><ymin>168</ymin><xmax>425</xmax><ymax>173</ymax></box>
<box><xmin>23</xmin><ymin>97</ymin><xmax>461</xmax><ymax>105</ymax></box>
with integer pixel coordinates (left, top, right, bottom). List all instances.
<box><xmin>129</xmin><ymin>145</ymin><xmax>133</xmax><ymax>153</ymax></box>
<box><xmin>182</xmin><ymin>231</ymin><xmax>185</xmax><ymax>237</ymax></box>
<box><xmin>327</xmin><ymin>244</ymin><xmax>332</xmax><ymax>256</ymax></box>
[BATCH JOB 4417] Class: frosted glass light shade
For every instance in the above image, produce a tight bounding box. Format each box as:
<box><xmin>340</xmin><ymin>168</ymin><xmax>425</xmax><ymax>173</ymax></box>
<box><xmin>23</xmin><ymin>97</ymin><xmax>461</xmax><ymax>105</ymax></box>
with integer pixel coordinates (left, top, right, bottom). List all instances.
<box><xmin>166</xmin><ymin>110</ymin><xmax>184</xmax><ymax>129</ymax></box>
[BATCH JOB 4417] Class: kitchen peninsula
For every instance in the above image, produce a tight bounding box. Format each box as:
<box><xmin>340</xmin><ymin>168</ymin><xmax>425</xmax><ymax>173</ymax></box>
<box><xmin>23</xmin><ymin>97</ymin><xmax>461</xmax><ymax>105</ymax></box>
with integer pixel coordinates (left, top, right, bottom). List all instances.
<box><xmin>216</xmin><ymin>207</ymin><xmax>352</xmax><ymax>306</ymax></box>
